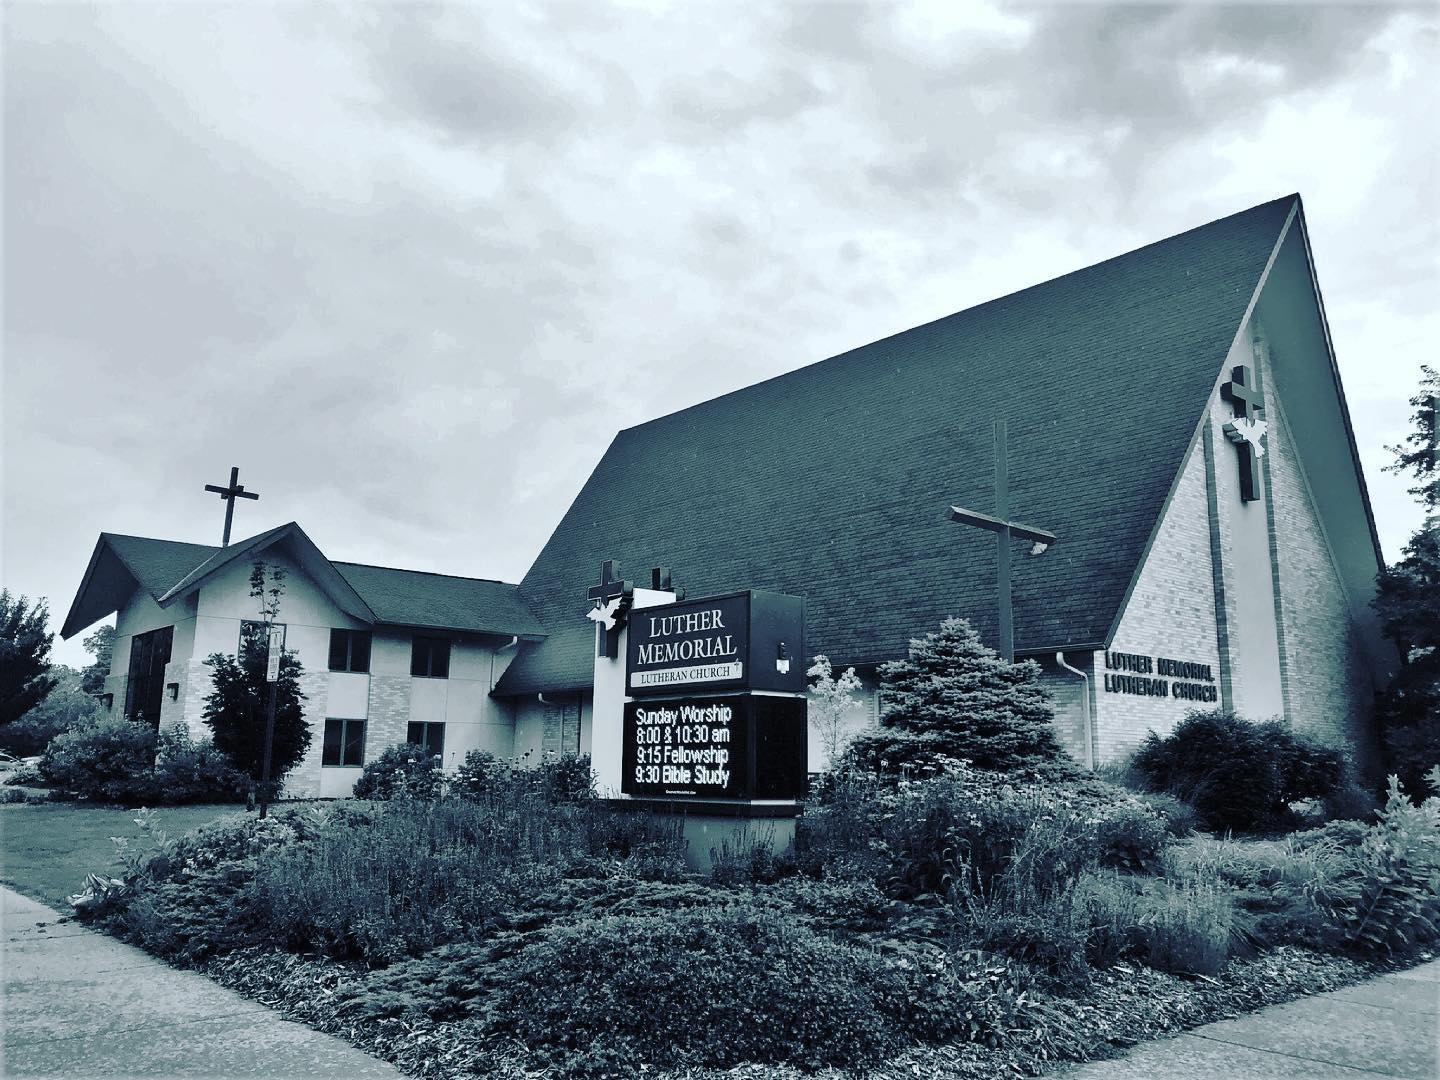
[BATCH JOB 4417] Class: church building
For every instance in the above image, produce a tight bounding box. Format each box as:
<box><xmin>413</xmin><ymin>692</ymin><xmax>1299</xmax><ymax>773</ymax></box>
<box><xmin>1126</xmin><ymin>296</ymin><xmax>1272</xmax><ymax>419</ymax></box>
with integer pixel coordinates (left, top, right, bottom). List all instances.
<box><xmin>61</xmin><ymin>193</ymin><xmax>1395</xmax><ymax>796</ymax></box>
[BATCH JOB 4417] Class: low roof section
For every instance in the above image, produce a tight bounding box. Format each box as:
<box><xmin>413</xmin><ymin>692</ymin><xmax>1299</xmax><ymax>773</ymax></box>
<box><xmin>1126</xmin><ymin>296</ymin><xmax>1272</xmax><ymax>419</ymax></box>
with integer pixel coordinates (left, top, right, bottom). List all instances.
<box><xmin>61</xmin><ymin>523</ymin><xmax>544</xmax><ymax>642</ymax></box>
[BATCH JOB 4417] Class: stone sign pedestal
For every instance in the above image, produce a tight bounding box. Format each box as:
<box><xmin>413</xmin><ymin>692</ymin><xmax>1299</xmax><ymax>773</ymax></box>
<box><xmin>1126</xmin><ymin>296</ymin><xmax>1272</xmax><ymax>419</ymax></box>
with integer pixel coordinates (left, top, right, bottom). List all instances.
<box><xmin>588</xmin><ymin>573</ymin><xmax>807</xmax><ymax>871</ymax></box>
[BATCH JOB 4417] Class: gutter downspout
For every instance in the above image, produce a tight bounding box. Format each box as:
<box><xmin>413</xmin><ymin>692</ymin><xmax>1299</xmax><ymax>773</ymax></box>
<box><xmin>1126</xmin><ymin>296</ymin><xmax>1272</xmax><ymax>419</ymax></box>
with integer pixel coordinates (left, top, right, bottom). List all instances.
<box><xmin>489</xmin><ymin>636</ymin><xmax>520</xmax><ymax>692</ymax></box>
<box><xmin>1055</xmin><ymin>651</ymin><xmax>1095</xmax><ymax>770</ymax></box>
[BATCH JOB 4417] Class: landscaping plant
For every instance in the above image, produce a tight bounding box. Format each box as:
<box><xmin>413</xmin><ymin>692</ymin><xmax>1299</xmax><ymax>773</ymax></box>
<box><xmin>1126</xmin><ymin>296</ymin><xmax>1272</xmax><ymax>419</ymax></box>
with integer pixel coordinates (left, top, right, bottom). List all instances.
<box><xmin>844</xmin><ymin>616</ymin><xmax>1079</xmax><ymax>781</ymax></box>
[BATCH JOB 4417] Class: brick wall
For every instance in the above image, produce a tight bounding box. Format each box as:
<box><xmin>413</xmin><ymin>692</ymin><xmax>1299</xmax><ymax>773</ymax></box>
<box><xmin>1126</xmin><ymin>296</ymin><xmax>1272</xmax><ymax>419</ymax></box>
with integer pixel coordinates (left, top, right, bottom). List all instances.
<box><xmin>1097</xmin><ymin>416</ymin><xmax>1224</xmax><ymax>762</ymax></box>
<box><xmin>1264</xmin><ymin>394</ymin><xmax>1381</xmax><ymax>777</ymax></box>
<box><xmin>285</xmin><ymin>670</ymin><xmax>331</xmax><ymax>798</ymax></box>
<box><xmin>366</xmin><ymin>675</ymin><xmax>412</xmax><ymax>759</ymax></box>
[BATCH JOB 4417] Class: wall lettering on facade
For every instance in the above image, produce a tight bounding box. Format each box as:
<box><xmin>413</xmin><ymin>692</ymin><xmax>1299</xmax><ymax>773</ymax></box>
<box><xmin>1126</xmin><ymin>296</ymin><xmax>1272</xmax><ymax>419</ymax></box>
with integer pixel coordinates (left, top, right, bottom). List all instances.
<box><xmin>1103</xmin><ymin>651</ymin><xmax>1218</xmax><ymax>702</ymax></box>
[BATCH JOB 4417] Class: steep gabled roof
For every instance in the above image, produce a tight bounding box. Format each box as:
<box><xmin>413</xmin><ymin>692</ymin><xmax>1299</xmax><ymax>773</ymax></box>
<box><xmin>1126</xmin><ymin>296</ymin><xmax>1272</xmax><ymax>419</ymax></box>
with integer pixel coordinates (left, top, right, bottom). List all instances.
<box><xmin>158</xmin><ymin>522</ymin><xmax>376</xmax><ymax>625</ymax></box>
<box><xmin>496</xmin><ymin>195</ymin><xmax>1299</xmax><ymax>695</ymax></box>
<box><xmin>62</xmin><ymin>529</ymin><xmax>542</xmax><ymax>642</ymax></box>
<box><xmin>60</xmin><ymin>534</ymin><xmax>221</xmax><ymax>639</ymax></box>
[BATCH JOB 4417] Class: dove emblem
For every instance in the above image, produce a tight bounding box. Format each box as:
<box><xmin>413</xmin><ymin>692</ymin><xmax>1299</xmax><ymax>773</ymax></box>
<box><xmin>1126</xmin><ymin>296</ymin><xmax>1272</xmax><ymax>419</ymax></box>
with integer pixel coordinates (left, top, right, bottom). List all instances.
<box><xmin>1223</xmin><ymin>417</ymin><xmax>1268</xmax><ymax>458</ymax></box>
<box><xmin>586</xmin><ymin>597</ymin><xmax>625</xmax><ymax>631</ymax></box>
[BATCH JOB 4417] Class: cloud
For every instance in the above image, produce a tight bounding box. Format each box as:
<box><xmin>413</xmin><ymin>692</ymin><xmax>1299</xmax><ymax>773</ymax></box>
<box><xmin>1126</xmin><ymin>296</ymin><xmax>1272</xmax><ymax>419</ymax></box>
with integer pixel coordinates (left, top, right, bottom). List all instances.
<box><xmin>2</xmin><ymin>0</ymin><xmax>1435</xmax><ymax>669</ymax></box>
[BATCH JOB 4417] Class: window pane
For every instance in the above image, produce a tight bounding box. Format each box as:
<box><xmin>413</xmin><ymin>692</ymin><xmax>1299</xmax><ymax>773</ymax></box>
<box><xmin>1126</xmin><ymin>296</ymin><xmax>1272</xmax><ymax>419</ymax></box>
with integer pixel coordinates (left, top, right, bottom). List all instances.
<box><xmin>410</xmin><ymin>637</ymin><xmax>427</xmax><ymax>677</ymax></box>
<box><xmin>343</xmin><ymin>721</ymin><xmax>366</xmax><ymax>767</ymax></box>
<box><xmin>432</xmin><ymin>640</ymin><xmax>450</xmax><ymax>679</ymax></box>
<box><xmin>428</xmin><ymin>723</ymin><xmax>445</xmax><ymax>760</ymax></box>
<box><xmin>407</xmin><ymin>722</ymin><xmax>423</xmax><ymax>746</ymax></box>
<box><xmin>323</xmin><ymin>719</ymin><xmax>344</xmax><ymax>766</ymax></box>
<box><xmin>351</xmin><ymin>632</ymin><xmax>371</xmax><ymax>673</ymax></box>
<box><xmin>329</xmin><ymin>630</ymin><xmax>348</xmax><ymax>672</ymax></box>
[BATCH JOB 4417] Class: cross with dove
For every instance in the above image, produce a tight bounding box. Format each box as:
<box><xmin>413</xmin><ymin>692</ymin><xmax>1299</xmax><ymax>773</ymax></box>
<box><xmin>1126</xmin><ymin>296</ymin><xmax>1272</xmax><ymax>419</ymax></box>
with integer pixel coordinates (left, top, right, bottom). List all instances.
<box><xmin>1220</xmin><ymin>365</ymin><xmax>1267</xmax><ymax>502</ymax></box>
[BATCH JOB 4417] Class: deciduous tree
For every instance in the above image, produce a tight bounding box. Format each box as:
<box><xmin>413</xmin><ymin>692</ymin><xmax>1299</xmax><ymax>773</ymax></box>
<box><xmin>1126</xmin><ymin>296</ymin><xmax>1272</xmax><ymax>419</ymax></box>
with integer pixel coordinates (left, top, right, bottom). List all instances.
<box><xmin>1374</xmin><ymin>366</ymin><xmax>1440</xmax><ymax>797</ymax></box>
<box><xmin>0</xmin><ymin>591</ymin><xmax>56</xmax><ymax>728</ymax></box>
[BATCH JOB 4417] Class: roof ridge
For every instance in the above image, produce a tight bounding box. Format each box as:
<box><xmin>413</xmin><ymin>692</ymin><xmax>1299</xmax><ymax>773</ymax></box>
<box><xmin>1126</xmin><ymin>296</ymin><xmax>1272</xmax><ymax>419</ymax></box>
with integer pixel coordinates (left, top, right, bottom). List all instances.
<box><xmin>619</xmin><ymin>194</ymin><xmax>1298</xmax><ymax>437</ymax></box>
<box><xmin>102</xmin><ymin>532</ymin><xmax>220</xmax><ymax>550</ymax></box>
<box><xmin>332</xmin><ymin>560</ymin><xmax>518</xmax><ymax>588</ymax></box>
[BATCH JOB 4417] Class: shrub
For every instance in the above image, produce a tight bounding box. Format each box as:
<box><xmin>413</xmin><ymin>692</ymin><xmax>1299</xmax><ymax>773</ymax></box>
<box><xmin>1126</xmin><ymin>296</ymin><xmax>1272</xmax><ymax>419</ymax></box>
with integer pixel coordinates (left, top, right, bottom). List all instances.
<box><xmin>148</xmin><ymin>724</ymin><xmax>248</xmax><ymax>804</ymax></box>
<box><xmin>1135</xmin><ymin>791</ymin><xmax>1200</xmax><ymax>837</ymax></box>
<box><xmin>1094</xmin><ymin>804</ymin><xmax>1168</xmax><ymax>873</ymax></box>
<box><xmin>473</xmin><ymin>905</ymin><xmax>1015</xmax><ymax>1074</ymax></box>
<box><xmin>845</xmin><ymin>617</ymin><xmax>1081</xmax><ymax>782</ymax></box>
<box><xmin>4</xmin><ymin>764</ymin><xmax>43</xmax><ymax>786</ymax></box>
<box><xmin>39</xmin><ymin>719</ymin><xmax>156</xmax><ymax>802</ymax></box>
<box><xmin>1</xmin><ymin>787</ymin><xmax>26</xmax><ymax>804</ymax></box>
<box><xmin>352</xmin><ymin>743</ymin><xmax>444</xmax><ymax>801</ymax></box>
<box><xmin>1133</xmin><ymin>709</ymin><xmax>1343</xmax><ymax>831</ymax></box>
<box><xmin>1138</xmin><ymin>875</ymin><xmax>1234</xmax><ymax>975</ymax></box>
<box><xmin>453</xmin><ymin>749</ymin><xmax>594</xmax><ymax>805</ymax></box>
<box><xmin>1323</xmin><ymin>781</ymin><xmax>1379</xmax><ymax>823</ymax></box>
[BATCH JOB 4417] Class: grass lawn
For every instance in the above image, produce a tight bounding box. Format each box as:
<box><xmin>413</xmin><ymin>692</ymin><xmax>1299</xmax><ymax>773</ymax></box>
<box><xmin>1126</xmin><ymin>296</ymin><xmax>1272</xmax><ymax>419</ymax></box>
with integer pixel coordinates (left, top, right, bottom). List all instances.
<box><xmin>1</xmin><ymin>802</ymin><xmax>246</xmax><ymax>908</ymax></box>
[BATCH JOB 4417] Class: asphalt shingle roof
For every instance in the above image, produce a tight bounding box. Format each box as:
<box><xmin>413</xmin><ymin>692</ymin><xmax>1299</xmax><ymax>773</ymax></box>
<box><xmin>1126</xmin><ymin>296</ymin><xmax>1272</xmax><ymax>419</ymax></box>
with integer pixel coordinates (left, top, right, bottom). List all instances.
<box><xmin>333</xmin><ymin>562</ymin><xmax>544</xmax><ymax>638</ymax></box>
<box><xmin>496</xmin><ymin>195</ymin><xmax>1297</xmax><ymax>696</ymax></box>
<box><xmin>67</xmin><ymin>534</ymin><xmax>541</xmax><ymax>640</ymax></box>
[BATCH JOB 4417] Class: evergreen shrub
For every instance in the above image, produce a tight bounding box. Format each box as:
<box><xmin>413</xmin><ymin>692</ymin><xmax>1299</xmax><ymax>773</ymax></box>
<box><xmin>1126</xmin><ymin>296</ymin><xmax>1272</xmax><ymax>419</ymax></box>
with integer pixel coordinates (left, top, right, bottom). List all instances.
<box><xmin>844</xmin><ymin>617</ymin><xmax>1081</xmax><ymax>782</ymax></box>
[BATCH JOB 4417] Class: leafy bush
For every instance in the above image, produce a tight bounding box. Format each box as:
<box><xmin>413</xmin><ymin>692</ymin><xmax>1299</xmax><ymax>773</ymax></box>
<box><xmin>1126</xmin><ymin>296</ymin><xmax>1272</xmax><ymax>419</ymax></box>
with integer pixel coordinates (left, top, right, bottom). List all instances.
<box><xmin>1133</xmin><ymin>709</ymin><xmax>1344</xmax><ymax>831</ymax></box>
<box><xmin>38</xmin><ymin>721</ymin><xmax>244</xmax><ymax>805</ymax></box>
<box><xmin>148</xmin><ymin>724</ymin><xmax>248</xmax><ymax>804</ymax></box>
<box><xmin>1323</xmin><ymin>781</ymin><xmax>1379</xmax><ymax>823</ymax></box>
<box><xmin>453</xmin><ymin>749</ymin><xmax>594</xmax><ymax>804</ymax></box>
<box><xmin>352</xmin><ymin>743</ymin><xmax>444</xmax><ymax>800</ymax></box>
<box><xmin>1</xmin><ymin>787</ymin><xmax>26</xmax><ymax>804</ymax></box>
<box><xmin>40</xmin><ymin>718</ymin><xmax>156</xmax><ymax>802</ymax></box>
<box><xmin>845</xmin><ymin>617</ymin><xmax>1081</xmax><ymax>782</ymax></box>
<box><xmin>1135</xmin><ymin>791</ymin><xmax>1200</xmax><ymax>836</ymax></box>
<box><xmin>4</xmin><ymin>764</ymin><xmax>43</xmax><ymax>786</ymax></box>
<box><xmin>1094</xmin><ymin>804</ymin><xmax>1168</xmax><ymax>873</ymax></box>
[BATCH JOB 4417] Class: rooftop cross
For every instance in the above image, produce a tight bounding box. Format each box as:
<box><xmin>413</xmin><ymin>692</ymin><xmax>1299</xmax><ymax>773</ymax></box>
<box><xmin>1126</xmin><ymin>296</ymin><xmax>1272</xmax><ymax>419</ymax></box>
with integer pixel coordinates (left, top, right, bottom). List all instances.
<box><xmin>1220</xmin><ymin>365</ymin><xmax>1266</xmax><ymax>502</ymax></box>
<box><xmin>587</xmin><ymin>560</ymin><xmax>633</xmax><ymax>658</ymax></box>
<box><xmin>204</xmin><ymin>466</ymin><xmax>260</xmax><ymax>547</ymax></box>
<box><xmin>947</xmin><ymin>420</ymin><xmax>1056</xmax><ymax>662</ymax></box>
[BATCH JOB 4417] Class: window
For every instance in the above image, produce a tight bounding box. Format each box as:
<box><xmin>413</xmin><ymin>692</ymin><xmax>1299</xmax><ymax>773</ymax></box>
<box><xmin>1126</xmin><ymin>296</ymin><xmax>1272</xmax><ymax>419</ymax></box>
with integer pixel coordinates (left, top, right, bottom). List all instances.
<box><xmin>328</xmin><ymin>629</ymin><xmax>372</xmax><ymax>673</ymax></box>
<box><xmin>124</xmin><ymin>625</ymin><xmax>173</xmax><ymax>728</ymax></box>
<box><xmin>240</xmin><ymin>620</ymin><xmax>286</xmax><ymax>661</ymax></box>
<box><xmin>410</xmin><ymin>636</ymin><xmax>451</xmax><ymax>678</ymax></box>
<box><xmin>407</xmin><ymin>721</ymin><xmax>445</xmax><ymax>761</ymax></box>
<box><xmin>322</xmin><ymin>719</ymin><xmax>366</xmax><ymax>767</ymax></box>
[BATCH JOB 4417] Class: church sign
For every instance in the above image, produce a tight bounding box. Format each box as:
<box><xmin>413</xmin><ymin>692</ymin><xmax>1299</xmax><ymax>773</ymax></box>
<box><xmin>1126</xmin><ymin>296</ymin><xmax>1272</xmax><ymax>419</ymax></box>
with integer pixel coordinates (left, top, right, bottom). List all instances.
<box><xmin>625</xmin><ymin>590</ymin><xmax>805</xmax><ymax>697</ymax></box>
<box><xmin>621</xmin><ymin>693</ymin><xmax>808</xmax><ymax>799</ymax></box>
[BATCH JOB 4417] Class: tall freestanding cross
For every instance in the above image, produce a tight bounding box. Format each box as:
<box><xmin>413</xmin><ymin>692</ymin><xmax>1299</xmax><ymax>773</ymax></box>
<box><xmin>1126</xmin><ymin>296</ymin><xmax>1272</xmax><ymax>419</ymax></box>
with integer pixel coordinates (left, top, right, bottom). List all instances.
<box><xmin>947</xmin><ymin>420</ymin><xmax>1057</xmax><ymax>662</ymax></box>
<box><xmin>204</xmin><ymin>466</ymin><xmax>260</xmax><ymax>547</ymax></box>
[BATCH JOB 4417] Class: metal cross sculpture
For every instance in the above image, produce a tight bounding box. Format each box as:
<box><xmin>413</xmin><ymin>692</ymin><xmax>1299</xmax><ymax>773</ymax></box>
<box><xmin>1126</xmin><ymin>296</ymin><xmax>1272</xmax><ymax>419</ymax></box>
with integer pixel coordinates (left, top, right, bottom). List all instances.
<box><xmin>1220</xmin><ymin>365</ymin><xmax>1266</xmax><ymax>503</ymax></box>
<box><xmin>586</xmin><ymin>560</ymin><xmax>634</xmax><ymax>658</ymax></box>
<box><xmin>204</xmin><ymin>466</ymin><xmax>260</xmax><ymax>547</ymax></box>
<box><xmin>947</xmin><ymin>420</ymin><xmax>1056</xmax><ymax>662</ymax></box>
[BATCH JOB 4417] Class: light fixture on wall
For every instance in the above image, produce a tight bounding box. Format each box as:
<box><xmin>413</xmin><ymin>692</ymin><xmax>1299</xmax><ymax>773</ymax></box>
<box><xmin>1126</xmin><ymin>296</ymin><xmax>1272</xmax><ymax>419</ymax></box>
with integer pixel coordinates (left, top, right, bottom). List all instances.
<box><xmin>167</xmin><ymin>683</ymin><xmax>179</xmax><ymax>701</ymax></box>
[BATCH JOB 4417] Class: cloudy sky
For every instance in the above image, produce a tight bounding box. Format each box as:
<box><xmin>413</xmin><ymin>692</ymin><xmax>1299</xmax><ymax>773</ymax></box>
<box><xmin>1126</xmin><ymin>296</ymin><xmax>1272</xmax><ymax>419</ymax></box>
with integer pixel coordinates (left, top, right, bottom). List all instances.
<box><xmin>4</xmin><ymin>1</ymin><xmax>1436</xmax><ymax>668</ymax></box>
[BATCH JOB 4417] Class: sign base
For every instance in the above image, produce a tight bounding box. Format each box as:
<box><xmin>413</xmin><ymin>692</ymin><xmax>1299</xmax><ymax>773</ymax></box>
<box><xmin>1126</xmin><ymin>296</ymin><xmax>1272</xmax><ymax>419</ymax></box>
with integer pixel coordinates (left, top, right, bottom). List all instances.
<box><xmin>604</xmin><ymin>797</ymin><xmax>800</xmax><ymax>873</ymax></box>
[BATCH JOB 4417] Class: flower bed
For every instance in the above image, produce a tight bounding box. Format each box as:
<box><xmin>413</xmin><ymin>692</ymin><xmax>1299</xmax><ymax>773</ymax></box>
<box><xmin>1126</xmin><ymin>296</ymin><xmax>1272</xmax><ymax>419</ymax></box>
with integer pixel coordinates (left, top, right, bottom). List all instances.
<box><xmin>71</xmin><ymin>764</ymin><xmax>1440</xmax><ymax>1078</ymax></box>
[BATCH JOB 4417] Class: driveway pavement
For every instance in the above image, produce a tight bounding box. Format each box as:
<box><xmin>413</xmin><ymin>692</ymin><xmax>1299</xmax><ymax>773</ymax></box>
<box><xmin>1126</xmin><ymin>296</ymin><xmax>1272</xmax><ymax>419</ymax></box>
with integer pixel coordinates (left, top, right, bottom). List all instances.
<box><xmin>1</xmin><ymin>886</ymin><xmax>402</xmax><ymax>1079</ymax></box>
<box><xmin>1054</xmin><ymin>957</ymin><xmax>1440</xmax><ymax>1079</ymax></box>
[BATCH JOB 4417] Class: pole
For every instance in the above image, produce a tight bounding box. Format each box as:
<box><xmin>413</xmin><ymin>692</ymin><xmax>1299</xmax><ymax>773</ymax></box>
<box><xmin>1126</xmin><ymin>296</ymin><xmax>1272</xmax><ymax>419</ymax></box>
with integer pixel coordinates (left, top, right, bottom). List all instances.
<box><xmin>258</xmin><ymin>623</ymin><xmax>283</xmax><ymax>819</ymax></box>
<box><xmin>994</xmin><ymin>420</ymin><xmax>1014</xmax><ymax>662</ymax></box>
<box><xmin>259</xmin><ymin>681</ymin><xmax>277</xmax><ymax>819</ymax></box>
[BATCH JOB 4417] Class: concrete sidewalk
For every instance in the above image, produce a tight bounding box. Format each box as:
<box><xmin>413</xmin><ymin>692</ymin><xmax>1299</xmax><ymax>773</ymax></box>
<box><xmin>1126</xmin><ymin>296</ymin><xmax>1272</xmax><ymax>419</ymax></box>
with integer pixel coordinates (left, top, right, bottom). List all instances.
<box><xmin>1055</xmin><ymin>958</ymin><xmax>1440</xmax><ymax>1079</ymax></box>
<box><xmin>1</xmin><ymin>886</ymin><xmax>402</xmax><ymax>1079</ymax></box>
